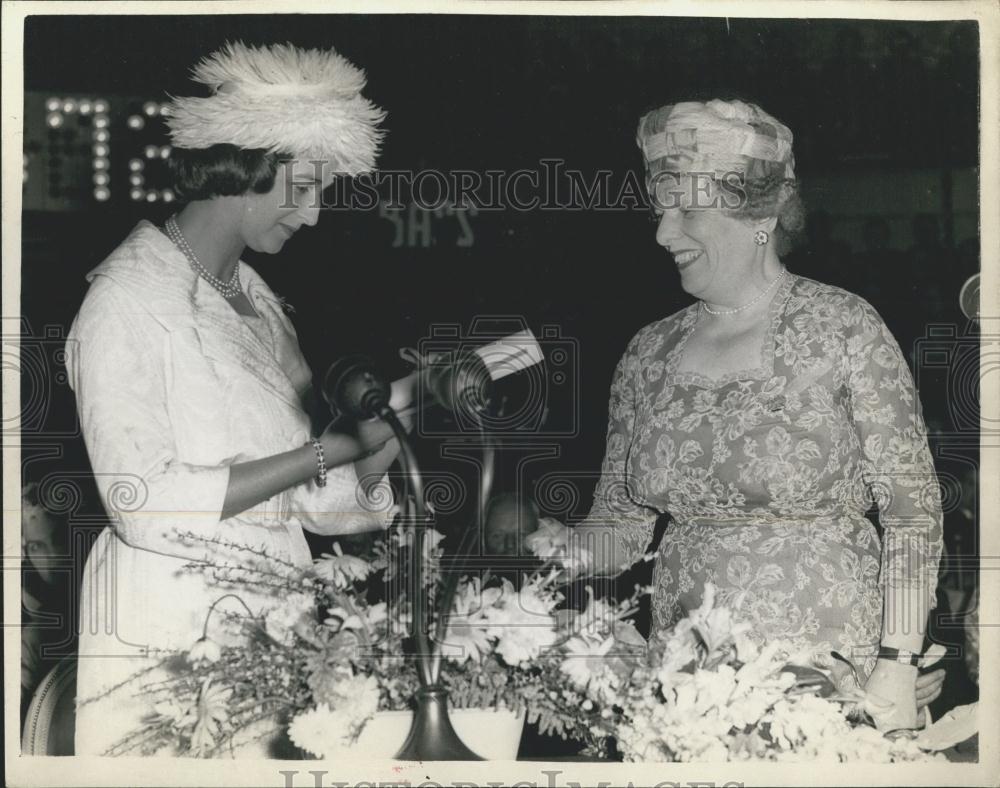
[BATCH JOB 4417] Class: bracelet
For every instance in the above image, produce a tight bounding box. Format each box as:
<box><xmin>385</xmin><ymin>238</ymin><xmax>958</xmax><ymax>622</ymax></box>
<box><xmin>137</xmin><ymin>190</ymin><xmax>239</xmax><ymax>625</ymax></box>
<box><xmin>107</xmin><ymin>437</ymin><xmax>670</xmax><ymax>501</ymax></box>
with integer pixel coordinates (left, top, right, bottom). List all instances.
<box><xmin>877</xmin><ymin>646</ymin><xmax>921</xmax><ymax>667</ymax></box>
<box><xmin>309</xmin><ymin>438</ymin><xmax>328</xmax><ymax>488</ymax></box>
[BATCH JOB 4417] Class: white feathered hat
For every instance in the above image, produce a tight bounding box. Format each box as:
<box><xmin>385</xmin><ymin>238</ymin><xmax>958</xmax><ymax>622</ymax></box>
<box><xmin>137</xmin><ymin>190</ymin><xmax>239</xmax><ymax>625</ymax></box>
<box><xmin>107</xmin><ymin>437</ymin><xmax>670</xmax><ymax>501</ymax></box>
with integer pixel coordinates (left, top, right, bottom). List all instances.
<box><xmin>163</xmin><ymin>41</ymin><xmax>386</xmax><ymax>175</ymax></box>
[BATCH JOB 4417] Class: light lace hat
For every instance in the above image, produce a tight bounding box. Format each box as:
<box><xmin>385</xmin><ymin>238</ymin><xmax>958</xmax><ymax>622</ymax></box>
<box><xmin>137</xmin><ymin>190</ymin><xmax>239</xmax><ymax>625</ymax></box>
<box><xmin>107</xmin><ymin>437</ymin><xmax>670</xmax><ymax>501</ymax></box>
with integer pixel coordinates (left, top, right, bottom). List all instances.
<box><xmin>162</xmin><ymin>41</ymin><xmax>387</xmax><ymax>175</ymax></box>
<box><xmin>637</xmin><ymin>99</ymin><xmax>795</xmax><ymax>188</ymax></box>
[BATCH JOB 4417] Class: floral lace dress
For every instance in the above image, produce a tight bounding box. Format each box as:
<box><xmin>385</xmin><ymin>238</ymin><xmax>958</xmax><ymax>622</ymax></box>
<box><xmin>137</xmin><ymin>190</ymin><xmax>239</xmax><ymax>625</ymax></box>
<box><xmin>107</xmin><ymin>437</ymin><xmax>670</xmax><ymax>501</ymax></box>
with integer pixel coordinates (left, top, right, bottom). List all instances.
<box><xmin>583</xmin><ymin>274</ymin><xmax>942</xmax><ymax>680</ymax></box>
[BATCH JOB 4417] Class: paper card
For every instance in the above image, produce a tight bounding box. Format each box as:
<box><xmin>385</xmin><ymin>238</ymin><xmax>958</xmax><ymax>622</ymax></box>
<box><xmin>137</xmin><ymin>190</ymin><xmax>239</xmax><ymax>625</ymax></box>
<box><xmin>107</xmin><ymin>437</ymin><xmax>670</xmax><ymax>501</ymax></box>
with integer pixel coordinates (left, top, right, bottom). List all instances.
<box><xmin>473</xmin><ymin>329</ymin><xmax>545</xmax><ymax>380</ymax></box>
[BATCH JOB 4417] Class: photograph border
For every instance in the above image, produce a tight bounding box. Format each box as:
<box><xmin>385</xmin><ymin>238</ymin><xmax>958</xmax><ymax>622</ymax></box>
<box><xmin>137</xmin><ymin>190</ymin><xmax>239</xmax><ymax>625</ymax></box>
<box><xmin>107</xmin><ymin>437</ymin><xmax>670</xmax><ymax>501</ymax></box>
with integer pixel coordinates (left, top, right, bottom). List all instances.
<box><xmin>4</xmin><ymin>1</ymin><xmax>998</xmax><ymax>786</ymax></box>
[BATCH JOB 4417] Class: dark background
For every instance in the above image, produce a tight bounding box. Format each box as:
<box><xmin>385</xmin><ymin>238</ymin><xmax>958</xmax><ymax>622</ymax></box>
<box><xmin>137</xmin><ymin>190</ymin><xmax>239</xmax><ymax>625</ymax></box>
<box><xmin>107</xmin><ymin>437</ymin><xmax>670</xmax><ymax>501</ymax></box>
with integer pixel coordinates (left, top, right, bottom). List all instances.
<box><xmin>18</xmin><ymin>13</ymin><xmax>981</xmax><ymax>750</ymax></box>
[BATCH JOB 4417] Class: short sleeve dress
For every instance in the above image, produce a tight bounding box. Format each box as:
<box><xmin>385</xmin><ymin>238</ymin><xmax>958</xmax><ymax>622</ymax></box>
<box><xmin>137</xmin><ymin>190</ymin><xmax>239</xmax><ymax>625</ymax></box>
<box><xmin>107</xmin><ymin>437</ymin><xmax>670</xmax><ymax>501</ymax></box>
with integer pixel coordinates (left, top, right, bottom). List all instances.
<box><xmin>581</xmin><ymin>273</ymin><xmax>943</xmax><ymax>680</ymax></box>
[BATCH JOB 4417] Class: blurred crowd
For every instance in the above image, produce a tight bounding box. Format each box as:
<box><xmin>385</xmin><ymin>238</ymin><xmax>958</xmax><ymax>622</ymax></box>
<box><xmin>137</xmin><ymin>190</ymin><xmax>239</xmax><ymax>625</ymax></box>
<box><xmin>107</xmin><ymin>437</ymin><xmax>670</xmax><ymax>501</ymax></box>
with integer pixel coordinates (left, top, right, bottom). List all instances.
<box><xmin>787</xmin><ymin>211</ymin><xmax>979</xmax><ymax>358</ymax></box>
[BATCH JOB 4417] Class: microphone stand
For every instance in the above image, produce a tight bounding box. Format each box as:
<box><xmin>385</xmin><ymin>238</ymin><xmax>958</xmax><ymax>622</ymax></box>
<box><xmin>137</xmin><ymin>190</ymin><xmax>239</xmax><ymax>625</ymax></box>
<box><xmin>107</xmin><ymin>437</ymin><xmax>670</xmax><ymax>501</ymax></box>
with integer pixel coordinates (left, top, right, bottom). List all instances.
<box><xmin>323</xmin><ymin>354</ymin><xmax>488</xmax><ymax>760</ymax></box>
<box><xmin>431</xmin><ymin>401</ymin><xmax>495</xmax><ymax>682</ymax></box>
<box><xmin>373</xmin><ymin>402</ymin><xmax>483</xmax><ymax>761</ymax></box>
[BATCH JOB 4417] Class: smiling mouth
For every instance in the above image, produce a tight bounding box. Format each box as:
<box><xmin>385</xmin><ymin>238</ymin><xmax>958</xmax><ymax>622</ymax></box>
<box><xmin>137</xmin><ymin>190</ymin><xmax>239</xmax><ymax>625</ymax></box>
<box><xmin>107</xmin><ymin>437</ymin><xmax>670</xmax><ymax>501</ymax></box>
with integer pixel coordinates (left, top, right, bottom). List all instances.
<box><xmin>672</xmin><ymin>250</ymin><xmax>702</xmax><ymax>269</ymax></box>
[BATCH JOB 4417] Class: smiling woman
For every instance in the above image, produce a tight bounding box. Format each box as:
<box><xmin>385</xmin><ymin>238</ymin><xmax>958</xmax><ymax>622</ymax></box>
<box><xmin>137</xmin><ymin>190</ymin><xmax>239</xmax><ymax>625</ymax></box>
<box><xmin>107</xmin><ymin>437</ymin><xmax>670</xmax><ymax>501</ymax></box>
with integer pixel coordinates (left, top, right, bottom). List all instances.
<box><xmin>551</xmin><ymin>98</ymin><xmax>946</xmax><ymax>737</ymax></box>
<box><xmin>65</xmin><ymin>41</ymin><xmax>405</xmax><ymax>758</ymax></box>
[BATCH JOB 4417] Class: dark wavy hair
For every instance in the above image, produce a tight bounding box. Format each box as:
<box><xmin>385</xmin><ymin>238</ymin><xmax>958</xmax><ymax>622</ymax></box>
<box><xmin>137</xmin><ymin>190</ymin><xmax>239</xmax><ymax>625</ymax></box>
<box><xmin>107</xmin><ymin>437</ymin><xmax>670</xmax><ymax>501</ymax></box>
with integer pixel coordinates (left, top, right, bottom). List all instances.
<box><xmin>169</xmin><ymin>144</ymin><xmax>293</xmax><ymax>201</ymax></box>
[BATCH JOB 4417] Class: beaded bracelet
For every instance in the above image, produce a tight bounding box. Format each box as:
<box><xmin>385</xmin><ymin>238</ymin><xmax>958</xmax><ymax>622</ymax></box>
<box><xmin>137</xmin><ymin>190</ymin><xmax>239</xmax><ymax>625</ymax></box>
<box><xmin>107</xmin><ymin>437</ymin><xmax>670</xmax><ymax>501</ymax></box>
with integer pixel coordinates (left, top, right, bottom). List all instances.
<box><xmin>310</xmin><ymin>438</ymin><xmax>328</xmax><ymax>487</ymax></box>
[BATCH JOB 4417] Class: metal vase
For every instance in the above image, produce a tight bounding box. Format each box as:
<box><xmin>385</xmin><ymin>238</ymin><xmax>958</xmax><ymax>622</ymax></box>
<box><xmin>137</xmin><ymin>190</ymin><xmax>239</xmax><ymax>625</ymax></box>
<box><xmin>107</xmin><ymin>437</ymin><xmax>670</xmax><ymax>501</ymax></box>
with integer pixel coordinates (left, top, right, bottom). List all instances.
<box><xmin>394</xmin><ymin>685</ymin><xmax>483</xmax><ymax>761</ymax></box>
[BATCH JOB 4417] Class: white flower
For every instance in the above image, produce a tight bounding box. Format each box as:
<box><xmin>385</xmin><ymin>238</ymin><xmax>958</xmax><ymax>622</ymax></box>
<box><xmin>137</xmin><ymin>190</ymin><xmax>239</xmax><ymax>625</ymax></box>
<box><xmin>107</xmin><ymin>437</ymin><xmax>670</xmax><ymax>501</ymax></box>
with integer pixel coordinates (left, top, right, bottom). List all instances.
<box><xmin>189</xmin><ymin>679</ymin><xmax>232</xmax><ymax>756</ymax></box>
<box><xmin>483</xmin><ymin>578</ymin><xmax>560</xmax><ymax>665</ymax></box>
<box><xmin>525</xmin><ymin>518</ymin><xmax>570</xmax><ymax>559</ymax></box>
<box><xmin>364</xmin><ymin>602</ymin><xmax>388</xmax><ymax>627</ymax></box>
<box><xmin>396</xmin><ymin>526</ymin><xmax>446</xmax><ymax>563</ymax></box>
<box><xmin>451</xmin><ymin>576</ymin><xmax>504</xmax><ymax>617</ymax></box>
<box><xmin>264</xmin><ymin>592</ymin><xmax>315</xmax><ymax>645</ymax></box>
<box><xmin>440</xmin><ymin>577</ymin><xmax>503</xmax><ymax>664</ymax></box>
<box><xmin>559</xmin><ymin>635</ymin><xmax>615</xmax><ymax>688</ymax></box>
<box><xmin>152</xmin><ymin>696</ymin><xmax>197</xmax><ymax>728</ymax></box>
<box><xmin>289</xmin><ymin>676</ymin><xmax>381</xmax><ymax>759</ymax></box>
<box><xmin>525</xmin><ymin>518</ymin><xmax>592</xmax><ymax>574</ymax></box>
<box><xmin>324</xmin><ymin>607</ymin><xmax>363</xmax><ymax>632</ymax></box>
<box><xmin>187</xmin><ymin>636</ymin><xmax>222</xmax><ymax>665</ymax></box>
<box><xmin>572</xmin><ymin>588</ymin><xmax>620</xmax><ymax>638</ymax></box>
<box><xmin>314</xmin><ymin>543</ymin><xmax>373</xmax><ymax>589</ymax></box>
<box><xmin>443</xmin><ymin>617</ymin><xmax>492</xmax><ymax>664</ymax></box>
<box><xmin>288</xmin><ymin>704</ymin><xmax>355</xmax><ymax>759</ymax></box>
<box><xmin>327</xmin><ymin>674</ymin><xmax>381</xmax><ymax>724</ymax></box>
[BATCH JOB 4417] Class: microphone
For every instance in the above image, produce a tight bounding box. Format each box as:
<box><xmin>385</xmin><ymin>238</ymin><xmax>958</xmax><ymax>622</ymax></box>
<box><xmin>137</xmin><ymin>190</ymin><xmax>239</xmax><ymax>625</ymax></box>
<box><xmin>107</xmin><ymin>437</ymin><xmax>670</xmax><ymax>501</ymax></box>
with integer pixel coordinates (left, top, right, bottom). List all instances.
<box><xmin>422</xmin><ymin>349</ymin><xmax>493</xmax><ymax>417</ymax></box>
<box><xmin>322</xmin><ymin>348</ymin><xmax>494</xmax><ymax>425</ymax></box>
<box><xmin>322</xmin><ymin>354</ymin><xmax>392</xmax><ymax>420</ymax></box>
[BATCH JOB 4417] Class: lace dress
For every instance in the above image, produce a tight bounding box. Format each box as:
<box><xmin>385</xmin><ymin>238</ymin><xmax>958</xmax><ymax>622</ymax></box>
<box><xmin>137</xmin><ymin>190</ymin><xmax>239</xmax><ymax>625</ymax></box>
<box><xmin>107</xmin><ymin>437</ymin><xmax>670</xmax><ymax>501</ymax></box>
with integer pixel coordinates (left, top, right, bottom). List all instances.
<box><xmin>582</xmin><ymin>274</ymin><xmax>942</xmax><ymax>679</ymax></box>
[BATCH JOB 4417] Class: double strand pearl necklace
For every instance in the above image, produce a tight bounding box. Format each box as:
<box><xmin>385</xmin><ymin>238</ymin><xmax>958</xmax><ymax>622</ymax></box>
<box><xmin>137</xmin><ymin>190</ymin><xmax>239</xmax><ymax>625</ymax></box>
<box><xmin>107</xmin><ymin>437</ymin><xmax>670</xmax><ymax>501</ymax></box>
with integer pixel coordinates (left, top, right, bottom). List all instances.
<box><xmin>701</xmin><ymin>268</ymin><xmax>786</xmax><ymax>316</ymax></box>
<box><xmin>165</xmin><ymin>215</ymin><xmax>242</xmax><ymax>300</ymax></box>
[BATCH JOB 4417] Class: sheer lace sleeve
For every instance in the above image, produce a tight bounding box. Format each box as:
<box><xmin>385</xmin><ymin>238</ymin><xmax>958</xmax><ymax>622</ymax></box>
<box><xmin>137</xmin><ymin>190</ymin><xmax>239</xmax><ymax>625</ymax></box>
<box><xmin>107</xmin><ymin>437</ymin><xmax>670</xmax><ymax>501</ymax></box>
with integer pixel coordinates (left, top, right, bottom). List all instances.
<box><xmin>574</xmin><ymin>330</ymin><xmax>659</xmax><ymax>575</ymax></box>
<box><xmin>844</xmin><ymin>298</ymin><xmax>943</xmax><ymax>611</ymax></box>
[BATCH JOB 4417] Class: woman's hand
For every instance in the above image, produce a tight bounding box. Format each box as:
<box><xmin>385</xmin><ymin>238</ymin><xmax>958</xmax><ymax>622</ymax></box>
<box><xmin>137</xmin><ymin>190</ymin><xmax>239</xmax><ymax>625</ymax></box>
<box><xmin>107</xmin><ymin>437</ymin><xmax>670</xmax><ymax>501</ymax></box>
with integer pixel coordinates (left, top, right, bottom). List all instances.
<box><xmin>863</xmin><ymin>660</ymin><xmax>918</xmax><ymax>731</ymax></box>
<box><xmin>917</xmin><ymin>667</ymin><xmax>945</xmax><ymax>709</ymax></box>
<box><xmin>320</xmin><ymin>409</ymin><xmax>414</xmax><ymax>463</ymax></box>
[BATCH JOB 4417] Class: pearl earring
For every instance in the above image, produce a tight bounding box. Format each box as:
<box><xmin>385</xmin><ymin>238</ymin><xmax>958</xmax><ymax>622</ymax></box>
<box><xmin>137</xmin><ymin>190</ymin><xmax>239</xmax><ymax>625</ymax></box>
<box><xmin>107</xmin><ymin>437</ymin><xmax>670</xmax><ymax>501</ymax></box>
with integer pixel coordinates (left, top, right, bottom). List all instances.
<box><xmin>753</xmin><ymin>230</ymin><xmax>770</xmax><ymax>246</ymax></box>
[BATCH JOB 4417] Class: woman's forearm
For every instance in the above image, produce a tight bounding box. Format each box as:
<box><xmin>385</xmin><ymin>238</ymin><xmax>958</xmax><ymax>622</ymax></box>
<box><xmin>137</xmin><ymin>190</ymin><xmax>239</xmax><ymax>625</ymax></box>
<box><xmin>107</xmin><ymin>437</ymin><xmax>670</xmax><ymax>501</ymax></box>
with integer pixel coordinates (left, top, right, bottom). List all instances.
<box><xmin>880</xmin><ymin>582</ymin><xmax>929</xmax><ymax>654</ymax></box>
<box><xmin>222</xmin><ymin>373</ymin><xmax>418</xmax><ymax>521</ymax></box>
<box><xmin>221</xmin><ymin>434</ymin><xmax>366</xmax><ymax>521</ymax></box>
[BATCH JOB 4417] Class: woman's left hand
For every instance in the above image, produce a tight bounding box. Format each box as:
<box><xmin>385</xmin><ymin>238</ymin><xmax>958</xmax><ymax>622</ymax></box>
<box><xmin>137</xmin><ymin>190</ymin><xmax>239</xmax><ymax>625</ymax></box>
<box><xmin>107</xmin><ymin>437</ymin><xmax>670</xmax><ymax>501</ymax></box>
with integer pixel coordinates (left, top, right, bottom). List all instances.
<box><xmin>863</xmin><ymin>660</ymin><xmax>919</xmax><ymax>732</ymax></box>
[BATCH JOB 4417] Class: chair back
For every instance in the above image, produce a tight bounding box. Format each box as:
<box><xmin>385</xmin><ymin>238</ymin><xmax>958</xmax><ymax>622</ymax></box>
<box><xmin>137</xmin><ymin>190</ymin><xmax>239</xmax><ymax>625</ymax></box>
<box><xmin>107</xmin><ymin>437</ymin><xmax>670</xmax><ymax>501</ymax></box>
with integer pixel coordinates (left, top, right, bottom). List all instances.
<box><xmin>21</xmin><ymin>659</ymin><xmax>76</xmax><ymax>755</ymax></box>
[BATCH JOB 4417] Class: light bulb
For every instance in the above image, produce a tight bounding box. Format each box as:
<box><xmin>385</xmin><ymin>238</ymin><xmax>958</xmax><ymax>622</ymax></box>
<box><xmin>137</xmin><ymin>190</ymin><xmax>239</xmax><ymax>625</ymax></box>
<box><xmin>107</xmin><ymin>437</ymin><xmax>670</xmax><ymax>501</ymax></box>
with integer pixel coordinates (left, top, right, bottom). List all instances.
<box><xmin>94</xmin><ymin>186</ymin><xmax>110</xmax><ymax>202</ymax></box>
<box><xmin>45</xmin><ymin>97</ymin><xmax>61</xmax><ymax>112</ymax></box>
<box><xmin>93</xmin><ymin>143</ymin><xmax>109</xmax><ymax>157</ymax></box>
<box><xmin>129</xmin><ymin>173</ymin><xmax>144</xmax><ymax>186</ymax></box>
<box><xmin>128</xmin><ymin>158</ymin><xmax>144</xmax><ymax>172</ymax></box>
<box><xmin>144</xmin><ymin>145</ymin><xmax>158</xmax><ymax>159</ymax></box>
<box><xmin>79</xmin><ymin>100</ymin><xmax>93</xmax><ymax>115</ymax></box>
<box><xmin>127</xmin><ymin>115</ymin><xmax>145</xmax><ymax>130</ymax></box>
<box><xmin>93</xmin><ymin>157</ymin><xmax>109</xmax><ymax>171</ymax></box>
<box><xmin>130</xmin><ymin>188</ymin><xmax>144</xmax><ymax>201</ymax></box>
<box><xmin>62</xmin><ymin>99</ymin><xmax>77</xmax><ymax>114</ymax></box>
<box><xmin>93</xmin><ymin>172</ymin><xmax>110</xmax><ymax>186</ymax></box>
<box><xmin>46</xmin><ymin>112</ymin><xmax>64</xmax><ymax>129</ymax></box>
<box><xmin>94</xmin><ymin>99</ymin><xmax>109</xmax><ymax>114</ymax></box>
<box><xmin>93</xmin><ymin>129</ymin><xmax>110</xmax><ymax>143</ymax></box>
<box><xmin>93</xmin><ymin>115</ymin><xmax>109</xmax><ymax>129</ymax></box>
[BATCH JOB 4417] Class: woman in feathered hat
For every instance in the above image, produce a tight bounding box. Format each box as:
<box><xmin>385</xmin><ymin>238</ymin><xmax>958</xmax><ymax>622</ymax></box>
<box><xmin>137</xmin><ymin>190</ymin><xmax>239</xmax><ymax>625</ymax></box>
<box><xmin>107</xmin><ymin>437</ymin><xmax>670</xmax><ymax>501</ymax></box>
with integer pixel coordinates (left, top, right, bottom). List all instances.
<box><xmin>67</xmin><ymin>42</ymin><xmax>398</xmax><ymax>756</ymax></box>
<box><xmin>558</xmin><ymin>99</ymin><xmax>946</xmax><ymax>735</ymax></box>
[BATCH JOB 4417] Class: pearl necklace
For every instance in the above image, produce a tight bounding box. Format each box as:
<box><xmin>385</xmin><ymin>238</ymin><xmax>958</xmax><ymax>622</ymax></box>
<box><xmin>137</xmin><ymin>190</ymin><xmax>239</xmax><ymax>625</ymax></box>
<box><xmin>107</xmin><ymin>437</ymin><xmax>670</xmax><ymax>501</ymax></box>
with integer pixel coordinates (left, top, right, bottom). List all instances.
<box><xmin>701</xmin><ymin>268</ymin><xmax>786</xmax><ymax>316</ymax></box>
<box><xmin>164</xmin><ymin>216</ymin><xmax>242</xmax><ymax>300</ymax></box>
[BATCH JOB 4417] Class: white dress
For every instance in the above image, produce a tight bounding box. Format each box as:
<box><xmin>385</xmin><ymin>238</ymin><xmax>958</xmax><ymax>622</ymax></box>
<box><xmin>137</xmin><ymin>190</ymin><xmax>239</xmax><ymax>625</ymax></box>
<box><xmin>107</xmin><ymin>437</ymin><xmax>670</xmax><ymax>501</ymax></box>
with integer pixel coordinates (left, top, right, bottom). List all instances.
<box><xmin>66</xmin><ymin>221</ymin><xmax>393</xmax><ymax>756</ymax></box>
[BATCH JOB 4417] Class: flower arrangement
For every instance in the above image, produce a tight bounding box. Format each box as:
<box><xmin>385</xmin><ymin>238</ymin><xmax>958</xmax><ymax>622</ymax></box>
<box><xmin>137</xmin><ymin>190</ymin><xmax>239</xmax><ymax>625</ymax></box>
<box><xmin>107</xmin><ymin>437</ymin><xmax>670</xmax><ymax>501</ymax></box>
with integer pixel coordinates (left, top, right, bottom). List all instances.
<box><xmin>102</xmin><ymin>520</ymin><xmax>633</xmax><ymax>758</ymax></box>
<box><xmin>104</xmin><ymin>519</ymin><xmax>966</xmax><ymax>762</ymax></box>
<box><xmin>566</xmin><ymin>583</ymin><xmax>948</xmax><ymax>763</ymax></box>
